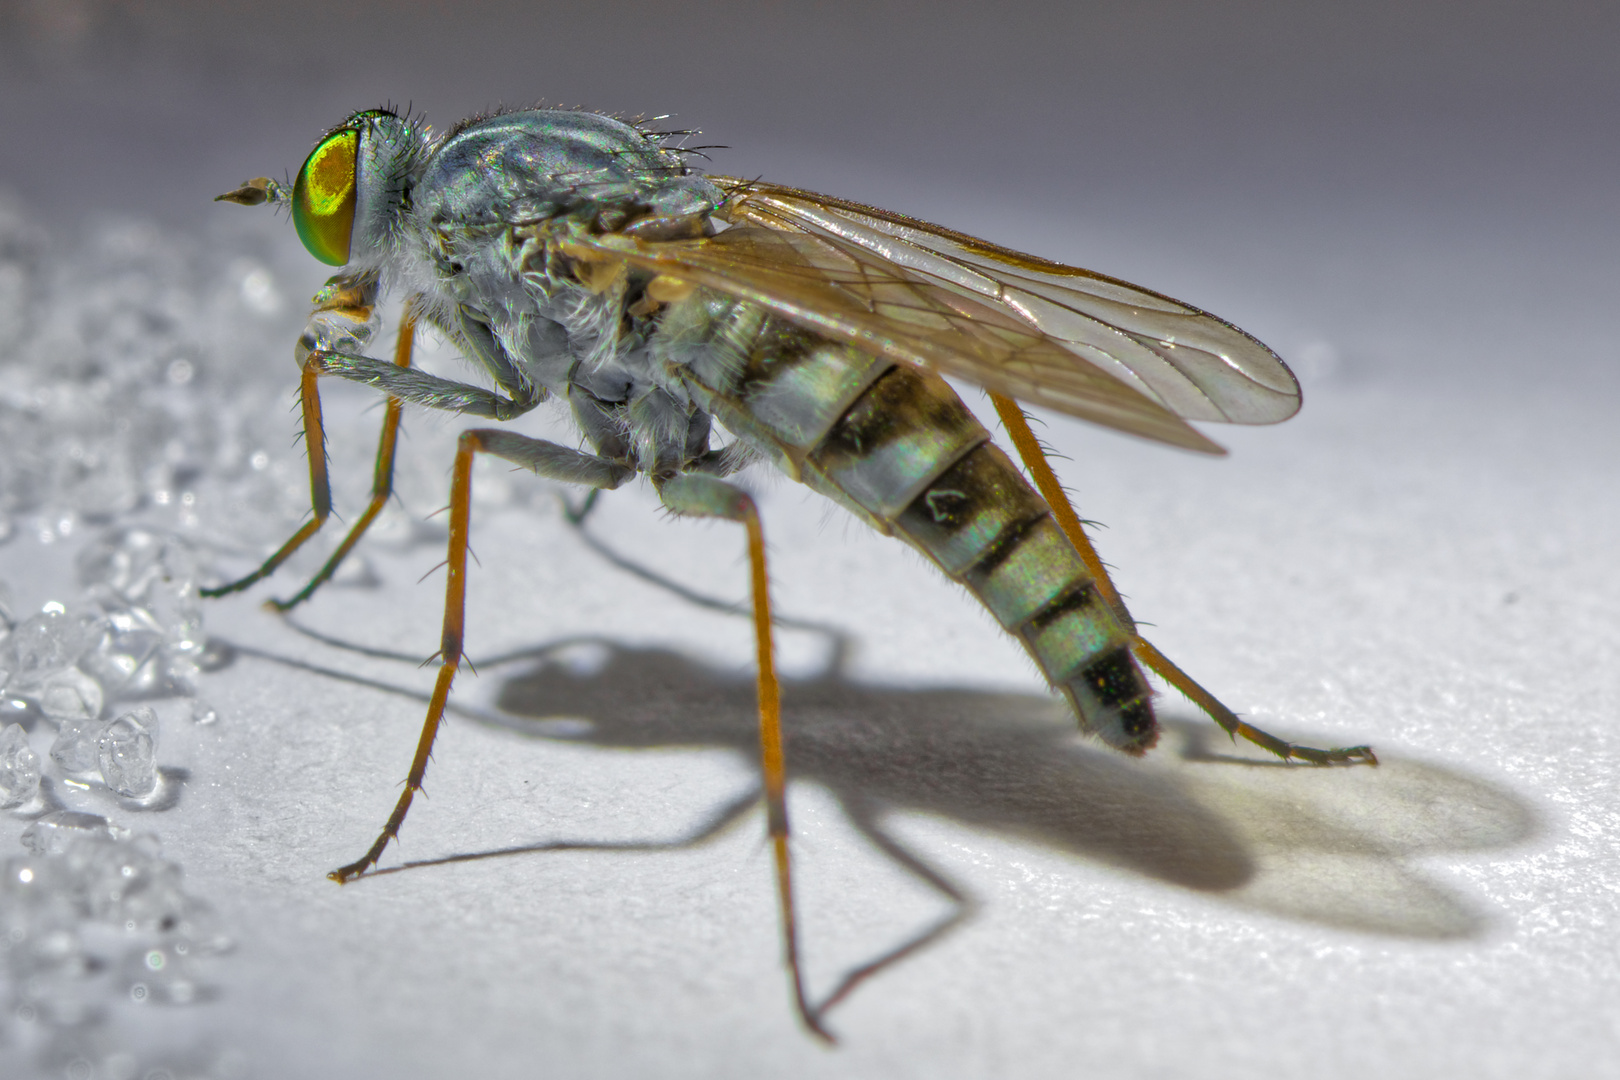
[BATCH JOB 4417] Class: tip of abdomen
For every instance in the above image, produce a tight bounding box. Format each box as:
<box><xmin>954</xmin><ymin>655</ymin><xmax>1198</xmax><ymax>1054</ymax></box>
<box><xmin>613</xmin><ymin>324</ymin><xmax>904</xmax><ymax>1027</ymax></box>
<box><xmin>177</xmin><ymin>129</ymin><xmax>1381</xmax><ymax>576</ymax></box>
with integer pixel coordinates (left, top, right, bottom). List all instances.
<box><xmin>1062</xmin><ymin>649</ymin><xmax>1160</xmax><ymax>755</ymax></box>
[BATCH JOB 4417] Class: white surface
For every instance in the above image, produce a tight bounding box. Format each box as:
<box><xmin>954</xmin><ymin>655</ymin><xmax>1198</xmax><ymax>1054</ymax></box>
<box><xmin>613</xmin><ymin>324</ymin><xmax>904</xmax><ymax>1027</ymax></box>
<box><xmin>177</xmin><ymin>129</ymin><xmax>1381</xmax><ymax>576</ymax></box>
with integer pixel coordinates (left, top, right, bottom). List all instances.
<box><xmin>4</xmin><ymin>324</ymin><xmax>1616</xmax><ymax>1076</ymax></box>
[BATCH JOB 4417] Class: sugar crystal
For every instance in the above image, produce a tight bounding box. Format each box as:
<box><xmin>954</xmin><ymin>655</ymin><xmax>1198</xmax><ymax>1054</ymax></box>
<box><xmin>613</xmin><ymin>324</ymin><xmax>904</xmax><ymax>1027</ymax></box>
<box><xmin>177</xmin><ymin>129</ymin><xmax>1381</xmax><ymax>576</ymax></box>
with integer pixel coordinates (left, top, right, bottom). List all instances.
<box><xmin>75</xmin><ymin>527</ymin><xmax>208</xmax><ymax>699</ymax></box>
<box><xmin>37</xmin><ymin>665</ymin><xmax>104</xmax><ymax>721</ymax></box>
<box><xmin>0</xmin><ymin>721</ymin><xmax>41</xmax><ymax>807</ymax></box>
<box><xmin>76</xmin><ymin>527</ymin><xmax>203</xmax><ymax>655</ymax></box>
<box><xmin>0</xmin><ymin>607</ymin><xmax>105</xmax><ymax>693</ymax></box>
<box><xmin>22</xmin><ymin>810</ymin><xmax>131</xmax><ymax>855</ymax></box>
<box><xmin>97</xmin><ymin>706</ymin><xmax>159</xmax><ymax>799</ymax></box>
<box><xmin>51</xmin><ymin>715</ymin><xmax>104</xmax><ymax>776</ymax></box>
<box><xmin>78</xmin><ymin>616</ymin><xmax>162</xmax><ymax>697</ymax></box>
<box><xmin>68</xmin><ymin>832</ymin><xmax>187</xmax><ymax>928</ymax></box>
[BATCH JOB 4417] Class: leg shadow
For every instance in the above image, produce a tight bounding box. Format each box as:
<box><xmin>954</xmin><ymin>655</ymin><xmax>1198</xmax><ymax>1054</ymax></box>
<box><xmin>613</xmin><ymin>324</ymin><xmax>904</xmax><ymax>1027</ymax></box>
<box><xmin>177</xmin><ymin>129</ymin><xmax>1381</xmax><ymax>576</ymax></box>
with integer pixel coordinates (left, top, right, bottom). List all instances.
<box><xmin>225</xmin><ymin>498</ymin><xmax>1540</xmax><ymax>1021</ymax></box>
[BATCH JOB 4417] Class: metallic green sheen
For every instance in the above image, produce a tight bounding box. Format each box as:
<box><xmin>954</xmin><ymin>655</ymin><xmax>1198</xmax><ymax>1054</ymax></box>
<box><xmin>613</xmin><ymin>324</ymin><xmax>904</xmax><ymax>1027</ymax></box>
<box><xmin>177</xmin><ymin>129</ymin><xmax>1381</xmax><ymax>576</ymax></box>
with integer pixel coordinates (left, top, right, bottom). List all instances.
<box><xmin>292</xmin><ymin>129</ymin><xmax>357</xmax><ymax>266</ymax></box>
<box><xmin>414</xmin><ymin>110</ymin><xmax>716</xmax><ymax>230</ymax></box>
<box><xmin>742</xmin><ymin>342</ymin><xmax>892</xmax><ymax>451</ymax></box>
<box><xmin>1025</xmin><ymin>602</ymin><xmax>1119</xmax><ymax>683</ymax></box>
<box><xmin>965</xmin><ymin>516</ymin><xmax>1089</xmax><ymax>625</ymax></box>
<box><xmin>811</xmin><ymin>372</ymin><xmax>986</xmax><ymax>520</ymax></box>
<box><xmin>898</xmin><ymin>444</ymin><xmax>1047</xmax><ymax>576</ymax></box>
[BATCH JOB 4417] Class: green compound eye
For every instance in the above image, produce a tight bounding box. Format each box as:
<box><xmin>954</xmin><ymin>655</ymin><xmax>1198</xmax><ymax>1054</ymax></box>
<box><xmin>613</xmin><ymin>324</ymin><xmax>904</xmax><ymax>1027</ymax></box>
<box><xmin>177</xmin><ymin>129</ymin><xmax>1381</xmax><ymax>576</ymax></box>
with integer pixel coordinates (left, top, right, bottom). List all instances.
<box><xmin>292</xmin><ymin>128</ymin><xmax>359</xmax><ymax>265</ymax></box>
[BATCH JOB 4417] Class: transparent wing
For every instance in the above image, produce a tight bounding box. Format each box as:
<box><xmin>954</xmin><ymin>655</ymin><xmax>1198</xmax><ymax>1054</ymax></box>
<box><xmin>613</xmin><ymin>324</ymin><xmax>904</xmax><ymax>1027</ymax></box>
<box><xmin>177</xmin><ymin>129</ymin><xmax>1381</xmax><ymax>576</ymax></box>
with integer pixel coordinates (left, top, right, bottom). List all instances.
<box><xmin>713</xmin><ymin>178</ymin><xmax>1301</xmax><ymax>427</ymax></box>
<box><xmin>562</xmin><ymin>226</ymin><xmax>1225</xmax><ymax>453</ymax></box>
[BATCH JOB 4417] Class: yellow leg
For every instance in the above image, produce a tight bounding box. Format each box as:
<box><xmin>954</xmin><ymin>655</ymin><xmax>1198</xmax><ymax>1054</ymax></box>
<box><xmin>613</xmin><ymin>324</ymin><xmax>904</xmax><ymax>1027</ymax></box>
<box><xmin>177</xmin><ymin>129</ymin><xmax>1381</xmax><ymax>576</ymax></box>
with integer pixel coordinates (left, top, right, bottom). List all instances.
<box><xmin>656</xmin><ymin>474</ymin><xmax>832</xmax><ymax>1042</ymax></box>
<box><xmin>747</xmin><ymin>499</ymin><xmax>832</xmax><ymax>1043</ymax></box>
<box><xmin>200</xmin><ymin>360</ymin><xmax>334</xmax><ymax>598</ymax></box>
<box><xmin>329</xmin><ymin>425</ymin><xmax>480</xmax><ymax>884</ymax></box>
<box><xmin>989</xmin><ymin>393</ymin><xmax>1376</xmax><ymax>767</ymax></box>
<box><xmin>272</xmin><ymin>302</ymin><xmax>420</xmax><ymax>611</ymax></box>
<box><xmin>203</xmin><ymin>298</ymin><xmax>420</xmax><ymax>603</ymax></box>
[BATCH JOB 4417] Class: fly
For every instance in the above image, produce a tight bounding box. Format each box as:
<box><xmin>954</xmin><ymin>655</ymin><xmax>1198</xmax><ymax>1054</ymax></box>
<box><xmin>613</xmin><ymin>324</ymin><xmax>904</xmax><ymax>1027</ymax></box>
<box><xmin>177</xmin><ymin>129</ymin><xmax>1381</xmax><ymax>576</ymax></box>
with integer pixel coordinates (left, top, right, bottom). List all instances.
<box><xmin>209</xmin><ymin>105</ymin><xmax>1376</xmax><ymax>1041</ymax></box>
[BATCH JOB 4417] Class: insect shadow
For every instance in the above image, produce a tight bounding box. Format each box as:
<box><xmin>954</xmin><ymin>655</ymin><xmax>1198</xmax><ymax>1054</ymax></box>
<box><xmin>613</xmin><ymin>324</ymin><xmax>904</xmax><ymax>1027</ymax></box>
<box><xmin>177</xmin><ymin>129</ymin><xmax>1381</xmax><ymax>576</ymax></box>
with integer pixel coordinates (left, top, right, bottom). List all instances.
<box><xmin>475</xmin><ymin>636</ymin><xmax>1536</xmax><ymax>945</ymax></box>
<box><xmin>236</xmin><ymin>498</ymin><xmax>1538</xmax><ymax>1015</ymax></box>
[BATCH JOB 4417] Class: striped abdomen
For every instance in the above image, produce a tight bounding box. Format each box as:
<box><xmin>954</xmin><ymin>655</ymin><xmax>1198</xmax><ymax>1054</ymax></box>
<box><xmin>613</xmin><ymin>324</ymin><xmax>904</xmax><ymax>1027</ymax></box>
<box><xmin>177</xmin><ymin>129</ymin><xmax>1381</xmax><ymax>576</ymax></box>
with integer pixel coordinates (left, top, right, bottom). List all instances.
<box><xmin>662</xmin><ymin>296</ymin><xmax>1158</xmax><ymax>752</ymax></box>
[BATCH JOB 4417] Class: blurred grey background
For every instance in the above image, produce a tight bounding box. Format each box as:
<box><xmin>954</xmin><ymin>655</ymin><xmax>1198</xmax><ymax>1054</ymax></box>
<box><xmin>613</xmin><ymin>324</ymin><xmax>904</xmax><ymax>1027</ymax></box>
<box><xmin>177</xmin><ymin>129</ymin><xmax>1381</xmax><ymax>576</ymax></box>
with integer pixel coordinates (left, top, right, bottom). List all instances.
<box><xmin>2</xmin><ymin>0</ymin><xmax>1614</xmax><ymax>387</ymax></box>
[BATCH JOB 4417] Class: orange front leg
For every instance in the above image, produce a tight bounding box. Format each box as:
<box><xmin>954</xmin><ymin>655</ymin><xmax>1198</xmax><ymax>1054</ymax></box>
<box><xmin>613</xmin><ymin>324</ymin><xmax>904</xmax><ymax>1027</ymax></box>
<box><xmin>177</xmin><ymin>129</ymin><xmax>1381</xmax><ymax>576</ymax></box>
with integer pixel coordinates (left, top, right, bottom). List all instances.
<box><xmin>271</xmin><ymin>301</ymin><xmax>421</xmax><ymax>612</ymax></box>
<box><xmin>201</xmin><ymin>359</ymin><xmax>335</xmax><ymax>599</ymax></box>
<box><xmin>202</xmin><ymin>282</ymin><xmax>418</xmax><ymax>604</ymax></box>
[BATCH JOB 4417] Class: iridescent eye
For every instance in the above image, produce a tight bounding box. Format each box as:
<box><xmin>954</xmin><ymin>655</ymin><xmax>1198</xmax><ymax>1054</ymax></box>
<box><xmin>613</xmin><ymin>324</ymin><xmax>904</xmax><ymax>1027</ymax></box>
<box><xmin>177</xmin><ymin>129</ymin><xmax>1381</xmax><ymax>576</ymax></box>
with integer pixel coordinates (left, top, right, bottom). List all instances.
<box><xmin>292</xmin><ymin>128</ymin><xmax>359</xmax><ymax>265</ymax></box>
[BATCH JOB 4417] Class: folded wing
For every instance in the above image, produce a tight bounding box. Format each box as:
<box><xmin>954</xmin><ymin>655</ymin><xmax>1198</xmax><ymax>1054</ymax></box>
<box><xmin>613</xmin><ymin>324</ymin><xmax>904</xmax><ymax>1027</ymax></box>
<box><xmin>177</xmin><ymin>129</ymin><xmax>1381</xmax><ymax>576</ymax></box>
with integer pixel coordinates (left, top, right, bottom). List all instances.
<box><xmin>718</xmin><ymin>180</ymin><xmax>1301</xmax><ymax>427</ymax></box>
<box><xmin>559</xmin><ymin>180</ymin><xmax>1301</xmax><ymax>453</ymax></box>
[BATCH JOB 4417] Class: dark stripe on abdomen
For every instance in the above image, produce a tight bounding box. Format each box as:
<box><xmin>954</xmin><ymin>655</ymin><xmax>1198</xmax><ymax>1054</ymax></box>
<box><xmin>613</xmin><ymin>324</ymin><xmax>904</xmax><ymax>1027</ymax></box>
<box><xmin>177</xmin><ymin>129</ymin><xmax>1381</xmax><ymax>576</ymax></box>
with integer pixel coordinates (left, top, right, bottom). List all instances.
<box><xmin>668</xmin><ymin>304</ymin><xmax>1156</xmax><ymax>750</ymax></box>
<box><xmin>894</xmin><ymin>439</ymin><xmax>1156</xmax><ymax>752</ymax></box>
<box><xmin>805</xmin><ymin>366</ymin><xmax>987</xmax><ymax>521</ymax></box>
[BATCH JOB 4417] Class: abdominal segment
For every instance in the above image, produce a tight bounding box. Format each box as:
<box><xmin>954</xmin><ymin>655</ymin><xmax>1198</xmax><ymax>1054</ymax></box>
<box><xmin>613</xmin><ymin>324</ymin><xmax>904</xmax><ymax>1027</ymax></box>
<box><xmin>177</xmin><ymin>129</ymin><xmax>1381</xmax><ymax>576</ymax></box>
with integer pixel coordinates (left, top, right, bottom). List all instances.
<box><xmin>665</xmin><ymin>294</ymin><xmax>1157</xmax><ymax>752</ymax></box>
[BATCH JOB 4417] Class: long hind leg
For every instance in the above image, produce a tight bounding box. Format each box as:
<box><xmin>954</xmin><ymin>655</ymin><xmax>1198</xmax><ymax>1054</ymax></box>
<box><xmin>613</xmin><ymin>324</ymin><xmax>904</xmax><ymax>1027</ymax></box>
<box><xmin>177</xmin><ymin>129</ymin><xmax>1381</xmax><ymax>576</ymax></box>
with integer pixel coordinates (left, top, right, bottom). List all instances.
<box><xmin>988</xmin><ymin>394</ymin><xmax>1375</xmax><ymax>766</ymax></box>
<box><xmin>655</xmin><ymin>473</ymin><xmax>833</xmax><ymax>1043</ymax></box>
